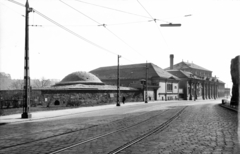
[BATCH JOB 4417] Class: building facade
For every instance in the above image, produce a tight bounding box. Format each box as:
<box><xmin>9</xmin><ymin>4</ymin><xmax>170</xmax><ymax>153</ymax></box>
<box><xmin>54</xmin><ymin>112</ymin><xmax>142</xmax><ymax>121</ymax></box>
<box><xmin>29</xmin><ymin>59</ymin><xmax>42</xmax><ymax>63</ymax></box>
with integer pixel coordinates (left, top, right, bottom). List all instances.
<box><xmin>0</xmin><ymin>72</ymin><xmax>143</xmax><ymax>108</ymax></box>
<box><xmin>90</xmin><ymin>63</ymin><xmax>180</xmax><ymax>101</ymax></box>
<box><xmin>165</xmin><ymin>54</ymin><xmax>225</xmax><ymax>100</ymax></box>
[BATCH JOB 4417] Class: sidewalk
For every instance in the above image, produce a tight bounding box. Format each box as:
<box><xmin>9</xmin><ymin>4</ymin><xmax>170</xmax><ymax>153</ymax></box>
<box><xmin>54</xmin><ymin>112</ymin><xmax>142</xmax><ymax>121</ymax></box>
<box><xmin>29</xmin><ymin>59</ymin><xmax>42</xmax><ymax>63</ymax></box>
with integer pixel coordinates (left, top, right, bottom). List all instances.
<box><xmin>0</xmin><ymin>99</ymin><xmax>213</xmax><ymax>125</ymax></box>
<box><xmin>0</xmin><ymin>101</ymin><xmax>149</xmax><ymax>124</ymax></box>
<box><xmin>219</xmin><ymin>104</ymin><xmax>238</xmax><ymax>112</ymax></box>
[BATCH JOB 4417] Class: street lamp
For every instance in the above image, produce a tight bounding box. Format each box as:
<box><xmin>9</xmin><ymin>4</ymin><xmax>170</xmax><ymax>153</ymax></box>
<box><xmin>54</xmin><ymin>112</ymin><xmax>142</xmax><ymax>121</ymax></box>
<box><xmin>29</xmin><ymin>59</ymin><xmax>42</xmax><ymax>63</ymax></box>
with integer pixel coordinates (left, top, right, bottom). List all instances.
<box><xmin>160</xmin><ymin>23</ymin><xmax>181</xmax><ymax>27</ymax></box>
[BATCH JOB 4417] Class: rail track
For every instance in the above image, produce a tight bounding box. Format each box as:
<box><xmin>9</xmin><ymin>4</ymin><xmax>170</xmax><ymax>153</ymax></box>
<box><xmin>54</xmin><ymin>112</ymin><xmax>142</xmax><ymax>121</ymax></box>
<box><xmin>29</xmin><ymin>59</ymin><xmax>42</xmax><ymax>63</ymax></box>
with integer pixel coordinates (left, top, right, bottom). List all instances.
<box><xmin>0</xmin><ymin>106</ymin><xmax>187</xmax><ymax>154</ymax></box>
<box><xmin>49</xmin><ymin>106</ymin><xmax>187</xmax><ymax>154</ymax></box>
<box><xmin>0</xmin><ymin>108</ymin><xmax>169</xmax><ymax>152</ymax></box>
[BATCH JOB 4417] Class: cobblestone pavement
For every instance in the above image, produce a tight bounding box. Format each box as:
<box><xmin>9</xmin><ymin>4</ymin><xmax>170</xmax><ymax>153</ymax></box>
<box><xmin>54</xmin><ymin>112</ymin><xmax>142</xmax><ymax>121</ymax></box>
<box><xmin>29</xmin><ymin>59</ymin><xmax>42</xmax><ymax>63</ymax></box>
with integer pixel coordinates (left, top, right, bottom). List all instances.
<box><xmin>118</xmin><ymin>104</ymin><xmax>238</xmax><ymax>154</ymax></box>
<box><xmin>0</xmin><ymin>105</ymin><xmax>182</xmax><ymax>154</ymax></box>
<box><xmin>0</xmin><ymin>101</ymin><xmax>238</xmax><ymax>154</ymax></box>
<box><xmin>57</xmin><ymin>107</ymin><xmax>184</xmax><ymax>154</ymax></box>
<box><xmin>0</xmin><ymin>105</ymin><xmax>154</xmax><ymax>148</ymax></box>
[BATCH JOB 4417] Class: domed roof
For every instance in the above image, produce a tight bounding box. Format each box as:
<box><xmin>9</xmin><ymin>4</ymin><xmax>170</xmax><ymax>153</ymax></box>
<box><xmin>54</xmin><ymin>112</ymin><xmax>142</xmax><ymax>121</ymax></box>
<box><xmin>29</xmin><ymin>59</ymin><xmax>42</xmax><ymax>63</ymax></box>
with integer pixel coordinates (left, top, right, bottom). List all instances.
<box><xmin>54</xmin><ymin>71</ymin><xmax>103</xmax><ymax>86</ymax></box>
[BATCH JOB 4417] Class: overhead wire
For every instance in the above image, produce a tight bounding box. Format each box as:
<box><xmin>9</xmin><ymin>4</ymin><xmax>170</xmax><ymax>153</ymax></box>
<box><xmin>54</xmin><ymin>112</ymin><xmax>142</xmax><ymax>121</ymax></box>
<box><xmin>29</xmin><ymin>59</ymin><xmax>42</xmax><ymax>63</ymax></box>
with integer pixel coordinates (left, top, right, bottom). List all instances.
<box><xmin>33</xmin><ymin>9</ymin><xmax>120</xmax><ymax>56</ymax></box>
<box><xmin>7</xmin><ymin>0</ymin><xmax>135</xmax><ymax>63</ymax></box>
<box><xmin>59</xmin><ymin>0</ymin><xmax>144</xmax><ymax>61</ymax></box>
<box><xmin>1</xmin><ymin>1</ymin><xmax>24</xmax><ymax>17</ymax></box>
<box><xmin>107</xmin><ymin>20</ymin><xmax>149</xmax><ymax>26</ymax></box>
<box><xmin>136</xmin><ymin>0</ymin><xmax>172</xmax><ymax>62</ymax></box>
<box><xmin>29</xmin><ymin>21</ymin><xmax>149</xmax><ymax>27</ymax></box>
<box><xmin>74</xmin><ymin>0</ymin><xmax>152</xmax><ymax>19</ymax></box>
<box><xmin>136</xmin><ymin>0</ymin><xmax>154</xmax><ymax>19</ymax></box>
<box><xmin>154</xmin><ymin>22</ymin><xmax>171</xmax><ymax>53</ymax></box>
<box><xmin>73</xmin><ymin>0</ymin><xmax>171</xmax><ymax>24</ymax></box>
<box><xmin>38</xmin><ymin>24</ymin><xmax>97</xmax><ymax>27</ymax></box>
<box><xmin>59</xmin><ymin>0</ymin><xmax>100</xmax><ymax>25</ymax></box>
<box><xmin>7</xmin><ymin>0</ymin><xmax>24</xmax><ymax>7</ymax></box>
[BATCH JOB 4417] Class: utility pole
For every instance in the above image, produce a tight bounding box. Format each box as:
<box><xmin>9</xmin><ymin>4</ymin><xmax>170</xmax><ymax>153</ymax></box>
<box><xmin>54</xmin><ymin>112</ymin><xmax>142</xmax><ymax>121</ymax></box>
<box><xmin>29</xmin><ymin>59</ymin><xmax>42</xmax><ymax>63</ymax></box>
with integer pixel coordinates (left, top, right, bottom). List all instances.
<box><xmin>22</xmin><ymin>0</ymin><xmax>32</xmax><ymax>119</ymax></box>
<box><xmin>145</xmin><ymin>61</ymin><xmax>148</xmax><ymax>103</ymax></box>
<box><xmin>117</xmin><ymin>55</ymin><xmax>121</xmax><ymax>106</ymax></box>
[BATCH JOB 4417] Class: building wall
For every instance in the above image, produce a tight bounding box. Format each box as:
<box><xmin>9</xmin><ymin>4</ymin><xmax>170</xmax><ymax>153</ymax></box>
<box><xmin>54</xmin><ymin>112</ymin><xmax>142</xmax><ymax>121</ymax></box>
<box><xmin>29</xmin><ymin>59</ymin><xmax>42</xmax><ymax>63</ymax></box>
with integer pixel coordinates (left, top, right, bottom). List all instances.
<box><xmin>224</xmin><ymin>88</ymin><xmax>231</xmax><ymax>97</ymax></box>
<box><xmin>144</xmin><ymin>90</ymin><xmax>154</xmax><ymax>101</ymax></box>
<box><xmin>0</xmin><ymin>89</ymin><xmax>143</xmax><ymax>108</ymax></box>
<box><xmin>218</xmin><ymin>83</ymin><xmax>225</xmax><ymax>97</ymax></box>
<box><xmin>155</xmin><ymin>80</ymin><xmax>179</xmax><ymax>100</ymax></box>
<box><xmin>166</xmin><ymin>94</ymin><xmax>179</xmax><ymax>100</ymax></box>
<box><xmin>158</xmin><ymin>82</ymin><xmax>165</xmax><ymax>93</ymax></box>
<box><xmin>172</xmin><ymin>82</ymin><xmax>179</xmax><ymax>93</ymax></box>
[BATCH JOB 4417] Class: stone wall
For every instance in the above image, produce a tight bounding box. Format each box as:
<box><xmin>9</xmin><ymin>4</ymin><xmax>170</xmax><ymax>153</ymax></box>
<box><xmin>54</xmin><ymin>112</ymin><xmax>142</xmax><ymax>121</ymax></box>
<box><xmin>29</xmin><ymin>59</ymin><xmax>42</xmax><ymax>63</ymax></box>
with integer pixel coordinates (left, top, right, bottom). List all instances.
<box><xmin>0</xmin><ymin>89</ymin><xmax>143</xmax><ymax>108</ymax></box>
<box><xmin>41</xmin><ymin>90</ymin><xmax>143</xmax><ymax>107</ymax></box>
<box><xmin>230</xmin><ymin>56</ymin><xmax>240</xmax><ymax>106</ymax></box>
<box><xmin>0</xmin><ymin>90</ymin><xmax>42</xmax><ymax>108</ymax></box>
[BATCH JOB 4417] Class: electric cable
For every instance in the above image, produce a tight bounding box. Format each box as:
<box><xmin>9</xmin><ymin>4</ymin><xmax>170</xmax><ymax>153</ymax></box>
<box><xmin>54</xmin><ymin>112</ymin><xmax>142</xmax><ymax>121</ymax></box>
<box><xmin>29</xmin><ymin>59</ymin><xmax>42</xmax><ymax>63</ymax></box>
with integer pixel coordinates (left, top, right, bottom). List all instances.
<box><xmin>1</xmin><ymin>1</ymin><xmax>24</xmax><ymax>17</ymax></box>
<box><xmin>6</xmin><ymin>0</ymin><xmax>138</xmax><ymax>63</ymax></box>
<box><xmin>60</xmin><ymin>0</ymin><xmax>145</xmax><ymax>60</ymax></box>
<box><xmin>7</xmin><ymin>0</ymin><xmax>24</xmax><ymax>7</ymax></box>
<box><xmin>154</xmin><ymin>22</ymin><xmax>171</xmax><ymax>53</ymax></box>
<box><xmin>33</xmin><ymin>8</ymin><xmax>119</xmax><ymax>56</ymax></box>
<box><xmin>59</xmin><ymin>0</ymin><xmax>101</xmax><ymax>25</ymax></box>
<box><xmin>107</xmin><ymin>21</ymin><xmax>149</xmax><ymax>26</ymax></box>
<box><xmin>136</xmin><ymin>0</ymin><xmax>154</xmax><ymax>19</ymax></box>
<box><xmin>74</xmin><ymin>0</ymin><xmax>152</xmax><ymax>19</ymax></box>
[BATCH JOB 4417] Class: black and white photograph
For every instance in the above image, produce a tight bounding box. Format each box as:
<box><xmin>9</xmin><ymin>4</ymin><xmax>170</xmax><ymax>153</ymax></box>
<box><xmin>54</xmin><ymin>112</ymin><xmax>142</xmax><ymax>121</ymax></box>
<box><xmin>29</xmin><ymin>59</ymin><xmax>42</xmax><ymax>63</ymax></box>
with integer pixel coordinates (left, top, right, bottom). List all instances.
<box><xmin>0</xmin><ymin>0</ymin><xmax>240</xmax><ymax>153</ymax></box>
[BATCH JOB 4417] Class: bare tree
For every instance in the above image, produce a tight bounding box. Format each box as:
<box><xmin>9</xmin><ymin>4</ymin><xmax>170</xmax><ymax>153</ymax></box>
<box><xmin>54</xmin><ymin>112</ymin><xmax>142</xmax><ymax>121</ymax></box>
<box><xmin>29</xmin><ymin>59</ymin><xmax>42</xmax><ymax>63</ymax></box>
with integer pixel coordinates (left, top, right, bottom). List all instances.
<box><xmin>0</xmin><ymin>72</ymin><xmax>12</xmax><ymax>90</ymax></box>
<box><xmin>31</xmin><ymin>77</ymin><xmax>52</xmax><ymax>88</ymax></box>
<box><xmin>11</xmin><ymin>79</ymin><xmax>24</xmax><ymax>89</ymax></box>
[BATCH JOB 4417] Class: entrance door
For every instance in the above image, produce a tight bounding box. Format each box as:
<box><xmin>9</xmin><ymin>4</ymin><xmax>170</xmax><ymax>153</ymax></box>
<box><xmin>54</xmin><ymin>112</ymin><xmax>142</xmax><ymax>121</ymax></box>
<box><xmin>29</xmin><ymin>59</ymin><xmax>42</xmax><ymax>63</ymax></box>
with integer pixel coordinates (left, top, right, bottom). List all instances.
<box><xmin>154</xmin><ymin>90</ymin><xmax>157</xmax><ymax>100</ymax></box>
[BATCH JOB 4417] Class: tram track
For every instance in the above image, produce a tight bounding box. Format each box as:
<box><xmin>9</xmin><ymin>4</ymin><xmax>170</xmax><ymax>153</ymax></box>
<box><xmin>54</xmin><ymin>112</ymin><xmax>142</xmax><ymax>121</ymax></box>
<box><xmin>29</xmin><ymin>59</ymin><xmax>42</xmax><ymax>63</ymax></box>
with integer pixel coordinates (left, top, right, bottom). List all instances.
<box><xmin>0</xmin><ymin>108</ymin><xmax>169</xmax><ymax>151</ymax></box>
<box><xmin>49</xmin><ymin>106</ymin><xmax>187</xmax><ymax>154</ymax></box>
<box><xmin>108</xmin><ymin>106</ymin><xmax>187</xmax><ymax>154</ymax></box>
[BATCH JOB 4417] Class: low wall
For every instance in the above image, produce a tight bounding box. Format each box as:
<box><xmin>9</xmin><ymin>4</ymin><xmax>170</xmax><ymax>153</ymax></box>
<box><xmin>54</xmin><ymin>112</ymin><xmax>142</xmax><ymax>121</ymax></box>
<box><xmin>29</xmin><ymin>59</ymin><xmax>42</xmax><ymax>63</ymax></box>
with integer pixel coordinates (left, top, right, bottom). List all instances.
<box><xmin>0</xmin><ymin>89</ymin><xmax>143</xmax><ymax>108</ymax></box>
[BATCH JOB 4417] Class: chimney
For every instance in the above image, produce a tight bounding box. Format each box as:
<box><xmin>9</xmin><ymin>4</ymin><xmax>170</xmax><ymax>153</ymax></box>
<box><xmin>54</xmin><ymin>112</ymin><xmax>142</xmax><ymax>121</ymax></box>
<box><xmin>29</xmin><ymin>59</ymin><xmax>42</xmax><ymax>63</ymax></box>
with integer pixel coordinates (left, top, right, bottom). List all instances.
<box><xmin>170</xmin><ymin>54</ymin><xmax>174</xmax><ymax>69</ymax></box>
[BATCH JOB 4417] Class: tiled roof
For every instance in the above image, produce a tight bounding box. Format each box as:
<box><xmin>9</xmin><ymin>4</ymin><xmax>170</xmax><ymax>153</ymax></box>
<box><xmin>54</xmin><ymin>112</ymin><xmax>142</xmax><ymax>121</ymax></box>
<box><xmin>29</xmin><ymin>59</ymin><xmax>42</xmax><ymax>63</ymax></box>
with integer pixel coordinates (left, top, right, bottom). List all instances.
<box><xmin>46</xmin><ymin>84</ymin><xmax>137</xmax><ymax>91</ymax></box>
<box><xmin>166</xmin><ymin>70</ymin><xmax>187</xmax><ymax>78</ymax></box>
<box><xmin>183</xmin><ymin>62</ymin><xmax>211</xmax><ymax>71</ymax></box>
<box><xmin>165</xmin><ymin>62</ymin><xmax>211</xmax><ymax>72</ymax></box>
<box><xmin>167</xmin><ymin>70</ymin><xmax>203</xmax><ymax>80</ymax></box>
<box><xmin>90</xmin><ymin>63</ymin><xmax>179</xmax><ymax>80</ymax></box>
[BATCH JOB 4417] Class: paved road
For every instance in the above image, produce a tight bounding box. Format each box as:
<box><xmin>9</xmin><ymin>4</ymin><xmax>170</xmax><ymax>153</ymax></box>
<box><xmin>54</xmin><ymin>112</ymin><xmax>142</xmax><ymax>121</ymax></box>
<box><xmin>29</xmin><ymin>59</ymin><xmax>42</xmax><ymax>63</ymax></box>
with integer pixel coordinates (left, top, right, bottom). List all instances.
<box><xmin>119</xmin><ymin>102</ymin><xmax>239</xmax><ymax>154</ymax></box>
<box><xmin>0</xmin><ymin>99</ymin><xmax>238</xmax><ymax>154</ymax></box>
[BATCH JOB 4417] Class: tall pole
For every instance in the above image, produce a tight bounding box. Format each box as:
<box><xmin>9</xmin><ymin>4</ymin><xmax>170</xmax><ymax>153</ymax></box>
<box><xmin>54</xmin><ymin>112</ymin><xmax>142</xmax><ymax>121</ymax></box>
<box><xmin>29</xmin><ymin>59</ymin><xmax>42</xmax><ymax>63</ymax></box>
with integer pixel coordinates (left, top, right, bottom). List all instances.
<box><xmin>145</xmin><ymin>61</ymin><xmax>148</xmax><ymax>103</ymax></box>
<box><xmin>22</xmin><ymin>0</ymin><xmax>32</xmax><ymax>118</ymax></box>
<box><xmin>117</xmin><ymin>55</ymin><xmax>121</xmax><ymax>106</ymax></box>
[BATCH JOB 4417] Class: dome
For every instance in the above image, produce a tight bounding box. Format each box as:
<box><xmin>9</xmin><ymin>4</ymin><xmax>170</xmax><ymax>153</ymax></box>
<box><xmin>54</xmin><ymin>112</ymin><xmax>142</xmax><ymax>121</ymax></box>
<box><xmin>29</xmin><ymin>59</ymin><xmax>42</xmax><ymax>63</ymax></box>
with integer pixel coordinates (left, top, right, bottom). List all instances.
<box><xmin>54</xmin><ymin>71</ymin><xmax>104</xmax><ymax>86</ymax></box>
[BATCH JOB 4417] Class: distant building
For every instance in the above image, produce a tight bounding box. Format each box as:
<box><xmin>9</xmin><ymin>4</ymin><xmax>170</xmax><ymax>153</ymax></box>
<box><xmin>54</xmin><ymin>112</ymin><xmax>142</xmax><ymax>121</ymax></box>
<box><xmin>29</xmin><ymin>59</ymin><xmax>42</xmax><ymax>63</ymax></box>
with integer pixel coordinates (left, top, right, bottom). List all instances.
<box><xmin>165</xmin><ymin>54</ymin><xmax>225</xmax><ymax>100</ymax></box>
<box><xmin>0</xmin><ymin>71</ymin><xmax>142</xmax><ymax>108</ymax></box>
<box><xmin>224</xmin><ymin>88</ymin><xmax>231</xmax><ymax>98</ymax></box>
<box><xmin>90</xmin><ymin>63</ymin><xmax>180</xmax><ymax>101</ymax></box>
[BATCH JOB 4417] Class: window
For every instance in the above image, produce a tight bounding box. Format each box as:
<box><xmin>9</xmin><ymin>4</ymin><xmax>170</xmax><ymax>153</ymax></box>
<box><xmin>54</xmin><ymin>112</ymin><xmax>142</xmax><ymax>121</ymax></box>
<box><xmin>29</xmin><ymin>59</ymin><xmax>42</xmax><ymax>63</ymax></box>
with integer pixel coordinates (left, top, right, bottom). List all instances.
<box><xmin>167</xmin><ymin>83</ymin><xmax>173</xmax><ymax>91</ymax></box>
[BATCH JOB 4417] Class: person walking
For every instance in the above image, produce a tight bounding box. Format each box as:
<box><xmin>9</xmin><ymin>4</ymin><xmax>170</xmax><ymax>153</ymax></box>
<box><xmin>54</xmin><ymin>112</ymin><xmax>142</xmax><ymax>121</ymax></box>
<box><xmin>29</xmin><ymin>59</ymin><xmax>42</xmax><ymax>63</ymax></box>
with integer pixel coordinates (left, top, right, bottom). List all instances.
<box><xmin>122</xmin><ymin>96</ymin><xmax>126</xmax><ymax>104</ymax></box>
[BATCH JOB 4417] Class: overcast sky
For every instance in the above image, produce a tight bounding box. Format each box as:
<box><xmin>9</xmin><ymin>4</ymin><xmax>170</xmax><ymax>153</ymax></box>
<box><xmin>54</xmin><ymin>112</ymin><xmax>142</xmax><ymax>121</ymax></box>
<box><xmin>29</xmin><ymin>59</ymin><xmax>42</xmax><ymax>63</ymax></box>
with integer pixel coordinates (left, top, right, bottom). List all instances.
<box><xmin>1</xmin><ymin>0</ymin><xmax>240</xmax><ymax>89</ymax></box>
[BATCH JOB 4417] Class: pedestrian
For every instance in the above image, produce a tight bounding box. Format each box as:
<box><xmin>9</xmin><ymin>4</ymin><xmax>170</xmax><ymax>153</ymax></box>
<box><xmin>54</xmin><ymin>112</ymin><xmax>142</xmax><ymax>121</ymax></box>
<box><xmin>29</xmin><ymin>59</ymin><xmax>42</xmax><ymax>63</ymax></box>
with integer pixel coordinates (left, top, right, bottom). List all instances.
<box><xmin>122</xmin><ymin>96</ymin><xmax>126</xmax><ymax>104</ymax></box>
